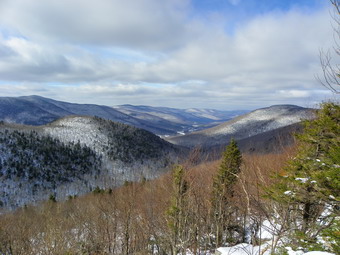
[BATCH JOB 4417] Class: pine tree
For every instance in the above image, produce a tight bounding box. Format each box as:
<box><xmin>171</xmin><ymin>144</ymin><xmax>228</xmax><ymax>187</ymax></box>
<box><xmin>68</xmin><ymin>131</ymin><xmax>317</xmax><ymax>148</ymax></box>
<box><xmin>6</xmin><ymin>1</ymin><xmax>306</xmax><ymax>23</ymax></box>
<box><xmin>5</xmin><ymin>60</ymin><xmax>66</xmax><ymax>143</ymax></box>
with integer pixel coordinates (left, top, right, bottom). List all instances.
<box><xmin>267</xmin><ymin>102</ymin><xmax>340</xmax><ymax>252</ymax></box>
<box><xmin>211</xmin><ymin>139</ymin><xmax>242</xmax><ymax>248</ymax></box>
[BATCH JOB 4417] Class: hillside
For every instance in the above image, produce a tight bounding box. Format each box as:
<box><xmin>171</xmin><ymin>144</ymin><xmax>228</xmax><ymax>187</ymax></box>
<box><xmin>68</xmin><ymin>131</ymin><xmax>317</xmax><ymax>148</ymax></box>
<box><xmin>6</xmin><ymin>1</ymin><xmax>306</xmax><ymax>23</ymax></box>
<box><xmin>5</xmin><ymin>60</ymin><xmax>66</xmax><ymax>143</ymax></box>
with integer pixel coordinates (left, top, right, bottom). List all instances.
<box><xmin>0</xmin><ymin>116</ymin><xmax>181</xmax><ymax>209</ymax></box>
<box><xmin>166</xmin><ymin>105</ymin><xmax>315</xmax><ymax>150</ymax></box>
<box><xmin>0</xmin><ymin>127</ymin><xmax>102</xmax><ymax>208</ymax></box>
<box><xmin>0</xmin><ymin>96</ymin><xmax>246</xmax><ymax>135</ymax></box>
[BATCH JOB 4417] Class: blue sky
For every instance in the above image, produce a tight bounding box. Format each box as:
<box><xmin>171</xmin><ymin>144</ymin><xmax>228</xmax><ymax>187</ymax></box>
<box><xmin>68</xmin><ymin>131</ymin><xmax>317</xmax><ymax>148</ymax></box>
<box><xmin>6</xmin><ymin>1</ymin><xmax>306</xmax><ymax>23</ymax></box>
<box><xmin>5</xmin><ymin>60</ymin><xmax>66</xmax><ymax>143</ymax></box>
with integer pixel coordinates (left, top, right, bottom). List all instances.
<box><xmin>0</xmin><ymin>0</ymin><xmax>336</xmax><ymax>110</ymax></box>
<box><xmin>193</xmin><ymin>0</ymin><xmax>324</xmax><ymax>15</ymax></box>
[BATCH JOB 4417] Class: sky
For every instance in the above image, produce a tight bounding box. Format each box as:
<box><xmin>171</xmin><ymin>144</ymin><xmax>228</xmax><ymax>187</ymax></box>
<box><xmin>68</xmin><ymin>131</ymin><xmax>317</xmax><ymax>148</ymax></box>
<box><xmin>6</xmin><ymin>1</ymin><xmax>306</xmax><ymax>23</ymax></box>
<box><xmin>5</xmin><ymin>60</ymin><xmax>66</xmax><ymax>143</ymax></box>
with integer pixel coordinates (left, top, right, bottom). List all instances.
<box><xmin>0</xmin><ymin>0</ymin><xmax>338</xmax><ymax>110</ymax></box>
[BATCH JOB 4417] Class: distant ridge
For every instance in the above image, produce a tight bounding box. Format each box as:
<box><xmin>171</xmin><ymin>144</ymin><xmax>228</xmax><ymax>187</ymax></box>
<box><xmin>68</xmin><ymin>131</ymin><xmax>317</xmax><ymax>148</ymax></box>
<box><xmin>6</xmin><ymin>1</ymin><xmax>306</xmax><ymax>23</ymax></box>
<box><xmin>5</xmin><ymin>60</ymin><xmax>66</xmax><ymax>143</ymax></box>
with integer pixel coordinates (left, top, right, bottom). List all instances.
<box><xmin>0</xmin><ymin>95</ymin><xmax>246</xmax><ymax>135</ymax></box>
<box><xmin>166</xmin><ymin>104</ymin><xmax>316</xmax><ymax>152</ymax></box>
<box><xmin>0</xmin><ymin>95</ymin><xmax>140</xmax><ymax>127</ymax></box>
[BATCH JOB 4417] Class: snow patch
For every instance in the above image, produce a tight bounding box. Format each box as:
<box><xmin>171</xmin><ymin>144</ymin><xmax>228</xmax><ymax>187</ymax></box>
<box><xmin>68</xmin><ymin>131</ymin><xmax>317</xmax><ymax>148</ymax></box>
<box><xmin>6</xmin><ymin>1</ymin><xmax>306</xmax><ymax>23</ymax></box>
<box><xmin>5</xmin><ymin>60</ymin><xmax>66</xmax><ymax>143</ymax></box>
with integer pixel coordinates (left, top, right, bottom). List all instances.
<box><xmin>217</xmin><ymin>243</ymin><xmax>270</xmax><ymax>255</ymax></box>
<box><xmin>295</xmin><ymin>178</ymin><xmax>309</xmax><ymax>183</ymax></box>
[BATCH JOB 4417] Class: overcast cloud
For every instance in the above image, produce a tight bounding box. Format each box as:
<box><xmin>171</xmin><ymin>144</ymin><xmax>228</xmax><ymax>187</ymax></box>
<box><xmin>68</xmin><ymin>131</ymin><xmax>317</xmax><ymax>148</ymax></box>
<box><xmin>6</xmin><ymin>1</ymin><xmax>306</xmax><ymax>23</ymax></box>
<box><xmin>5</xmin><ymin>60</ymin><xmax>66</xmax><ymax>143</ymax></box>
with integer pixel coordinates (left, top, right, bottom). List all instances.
<box><xmin>0</xmin><ymin>0</ymin><xmax>337</xmax><ymax>110</ymax></box>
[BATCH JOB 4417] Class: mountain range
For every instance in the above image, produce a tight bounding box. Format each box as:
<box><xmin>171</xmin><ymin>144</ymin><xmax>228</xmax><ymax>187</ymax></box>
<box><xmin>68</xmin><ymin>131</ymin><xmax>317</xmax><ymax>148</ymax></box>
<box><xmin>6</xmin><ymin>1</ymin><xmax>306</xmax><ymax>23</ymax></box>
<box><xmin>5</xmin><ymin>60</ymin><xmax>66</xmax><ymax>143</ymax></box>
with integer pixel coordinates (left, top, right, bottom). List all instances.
<box><xmin>0</xmin><ymin>95</ymin><xmax>246</xmax><ymax>136</ymax></box>
<box><xmin>0</xmin><ymin>96</ymin><xmax>316</xmax><ymax>209</ymax></box>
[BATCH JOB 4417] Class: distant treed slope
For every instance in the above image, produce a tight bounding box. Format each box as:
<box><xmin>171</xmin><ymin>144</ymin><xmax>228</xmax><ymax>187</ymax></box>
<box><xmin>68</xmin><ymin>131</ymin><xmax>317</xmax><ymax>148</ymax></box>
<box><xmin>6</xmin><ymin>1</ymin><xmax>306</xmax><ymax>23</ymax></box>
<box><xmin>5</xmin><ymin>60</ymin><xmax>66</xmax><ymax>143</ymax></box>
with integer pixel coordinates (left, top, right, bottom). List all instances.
<box><xmin>0</xmin><ymin>116</ymin><xmax>181</xmax><ymax>209</ymax></box>
<box><xmin>0</xmin><ymin>127</ymin><xmax>102</xmax><ymax>208</ymax></box>
<box><xmin>0</xmin><ymin>96</ymin><xmax>63</xmax><ymax>125</ymax></box>
<box><xmin>0</xmin><ymin>96</ymin><xmax>247</xmax><ymax>135</ymax></box>
<box><xmin>167</xmin><ymin>105</ymin><xmax>315</xmax><ymax>149</ymax></box>
<box><xmin>0</xmin><ymin>95</ymin><xmax>139</xmax><ymax>126</ymax></box>
<box><xmin>0</xmin><ymin>129</ymin><xmax>101</xmax><ymax>182</ymax></box>
<box><xmin>43</xmin><ymin>116</ymin><xmax>179</xmax><ymax>163</ymax></box>
<box><xmin>232</xmin><ymin>123</ymin><xmax>304</xmax><ymax>153</ymax></box>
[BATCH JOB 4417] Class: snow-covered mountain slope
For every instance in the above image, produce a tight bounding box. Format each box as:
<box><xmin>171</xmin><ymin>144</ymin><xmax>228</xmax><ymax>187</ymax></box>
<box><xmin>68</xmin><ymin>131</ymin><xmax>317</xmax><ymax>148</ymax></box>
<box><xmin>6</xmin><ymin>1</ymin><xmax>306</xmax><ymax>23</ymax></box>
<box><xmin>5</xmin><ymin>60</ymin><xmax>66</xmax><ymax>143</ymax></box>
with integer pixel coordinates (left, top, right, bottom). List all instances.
<box><xmin>0</xmin><ymin>116</ymin><xmax>181</xmax><ymax>209</ymax></box>
<box><xmin>166</xmin><ymin>105</ymin><xmax>315</xmax><ymax>149</ymax></box>
<box><xmin>0</xmin><ymin>96</ymin><xmax>247</xmax><ymax>135</ymax></box>
<box><xmin>0</xmin><ymin>126</ymin><xmax>102</xmax><ymax>209</ymax></box>
<box><xmin>43</xmin><ymin>116</ymin><xmax>179</xmax><ymax>164</ymax></box>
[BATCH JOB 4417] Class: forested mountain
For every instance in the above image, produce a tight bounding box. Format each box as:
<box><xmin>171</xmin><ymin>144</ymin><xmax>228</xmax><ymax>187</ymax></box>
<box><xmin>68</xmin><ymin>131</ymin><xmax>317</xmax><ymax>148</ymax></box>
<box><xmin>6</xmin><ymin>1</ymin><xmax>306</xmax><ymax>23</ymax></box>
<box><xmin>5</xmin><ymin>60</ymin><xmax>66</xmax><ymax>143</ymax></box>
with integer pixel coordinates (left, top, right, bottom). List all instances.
<box><xmin>167</xmin><ymin>105</ymin><xmax>315</xmax><ymax>151</ymax></box>
<box><xmin>0</xmin><ymin>128</ymin><xmax>102</xmax><ymax>208</ymax></box>
<box><xmin>0</xmin><ymin>95</ymin><xmax>154</xmax><ymax>131</ymax></box>
<box><xmin>43</xmin><ymin>116</ymin><xmax>179</xmax><ymax>164</ymax></box>
<box><xmin>0</xmin><ymin>116</ymin><xmax>181</xmax><ymax>209</ymax></box>
<box><xmin>0</xmin><ymin>95</ymin><xmax>246</xmax><ymax>135</ymax></box>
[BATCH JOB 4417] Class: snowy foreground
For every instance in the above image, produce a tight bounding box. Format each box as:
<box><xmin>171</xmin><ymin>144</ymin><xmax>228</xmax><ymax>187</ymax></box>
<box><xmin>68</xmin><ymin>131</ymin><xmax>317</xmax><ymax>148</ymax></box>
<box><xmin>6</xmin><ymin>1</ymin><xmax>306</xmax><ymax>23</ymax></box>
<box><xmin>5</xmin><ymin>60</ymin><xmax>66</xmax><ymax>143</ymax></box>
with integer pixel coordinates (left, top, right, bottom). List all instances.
<box><xmin>215</xmin><ymin>244</ymin><xmax>335</xmax><ymax>255</ymax></box>
<box><xmin>182</xmin><ymin>243</ymin><xmax>335</xmax><ymax>255</ymax></box>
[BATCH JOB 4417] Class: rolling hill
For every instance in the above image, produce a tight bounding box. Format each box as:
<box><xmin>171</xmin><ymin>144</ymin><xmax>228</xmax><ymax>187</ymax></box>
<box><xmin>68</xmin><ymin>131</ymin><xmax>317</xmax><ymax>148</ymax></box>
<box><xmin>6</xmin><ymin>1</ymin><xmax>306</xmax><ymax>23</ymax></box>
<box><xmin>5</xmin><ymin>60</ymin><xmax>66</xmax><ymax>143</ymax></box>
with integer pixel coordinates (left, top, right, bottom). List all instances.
<box><xmin>166</xmin><ymin>105</ymin><xmax>315</xmax><ymax>152</ymax></box>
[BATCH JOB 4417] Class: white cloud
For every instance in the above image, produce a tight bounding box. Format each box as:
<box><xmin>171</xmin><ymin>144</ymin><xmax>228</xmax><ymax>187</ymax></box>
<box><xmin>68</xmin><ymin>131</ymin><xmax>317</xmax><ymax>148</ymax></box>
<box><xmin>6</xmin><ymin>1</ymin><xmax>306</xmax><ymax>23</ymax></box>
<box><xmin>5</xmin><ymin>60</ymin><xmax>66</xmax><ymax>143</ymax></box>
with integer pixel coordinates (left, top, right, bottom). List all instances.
<box><xmin>0</xmin><ymin>0</ymin><xmax>337</xmax><ymax>109</ymax></box>
<box><xmin>0</xmin><ymin>0</ymin><xmax>194</xmax><ymax>50</ymax></box>
<box><xmin>278</xmin><ymin>90</ymin><xmax>311</xmax><ymax>98</ymax></box>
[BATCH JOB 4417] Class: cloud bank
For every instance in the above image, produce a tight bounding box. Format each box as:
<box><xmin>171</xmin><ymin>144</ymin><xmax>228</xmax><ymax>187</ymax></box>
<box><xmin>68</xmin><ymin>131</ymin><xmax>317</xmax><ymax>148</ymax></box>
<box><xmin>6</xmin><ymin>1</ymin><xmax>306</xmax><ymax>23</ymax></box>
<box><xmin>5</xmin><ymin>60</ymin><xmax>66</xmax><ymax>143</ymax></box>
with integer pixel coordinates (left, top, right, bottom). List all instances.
<box><xmin>0</xmin><ymin>0</ymin><xmax>336</xmax><ymax>109</ymax></box>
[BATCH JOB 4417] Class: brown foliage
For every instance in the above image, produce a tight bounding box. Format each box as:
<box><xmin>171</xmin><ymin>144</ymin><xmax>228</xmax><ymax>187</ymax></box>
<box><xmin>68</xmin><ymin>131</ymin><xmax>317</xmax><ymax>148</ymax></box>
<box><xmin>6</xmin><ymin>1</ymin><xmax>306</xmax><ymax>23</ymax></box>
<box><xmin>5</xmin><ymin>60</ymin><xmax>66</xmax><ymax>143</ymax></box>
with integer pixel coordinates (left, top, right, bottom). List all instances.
<box><xmin>0</xmin><ymin>147</ymin><xmax>295</xmax><ymax>254</ymax></box>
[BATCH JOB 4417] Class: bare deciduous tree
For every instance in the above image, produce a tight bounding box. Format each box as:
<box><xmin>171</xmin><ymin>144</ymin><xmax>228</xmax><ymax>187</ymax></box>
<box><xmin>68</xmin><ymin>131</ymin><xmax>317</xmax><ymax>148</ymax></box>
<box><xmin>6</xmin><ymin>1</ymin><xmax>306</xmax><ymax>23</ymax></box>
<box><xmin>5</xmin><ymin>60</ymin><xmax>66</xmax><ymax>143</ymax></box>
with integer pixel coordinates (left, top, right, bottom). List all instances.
<box><xmin>318</xmin><ymin>0</ymin><xmax>340</xmax><ymax>94</ymax></box>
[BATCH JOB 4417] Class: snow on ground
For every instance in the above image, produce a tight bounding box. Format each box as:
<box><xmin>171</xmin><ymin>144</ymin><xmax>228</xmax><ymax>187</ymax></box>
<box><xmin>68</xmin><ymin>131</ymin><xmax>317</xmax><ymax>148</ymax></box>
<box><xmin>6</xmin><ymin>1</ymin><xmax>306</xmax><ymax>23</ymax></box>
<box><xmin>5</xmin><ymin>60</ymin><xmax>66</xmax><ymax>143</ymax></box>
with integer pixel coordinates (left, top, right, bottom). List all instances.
<box><xmin>216</xmin><ymin>244</ymin><xmax>335</xmax><ymax>255</ymax></box>
<box><xmin>303</xmin><ymin>252</ymin><xmax>335</xmax><ymax>255</ymax></box>
<box><xmin>285</xmin><ymin>247</ymin><xmax>336</xmax><ymax>255</ymax></box>
<box><xmin>216</xmin><ymin>219</ymin><xmax>336</xmax><ymax>255</ymax></box>
<box><xmin>258</xmin><ymin>220</ymin><xmax>275</xmax><ymax>240</ymax></box>
<box><xmin>216</xmin><ymin>243</ymin><xmax>271</xmax><ymax>255</ymax></box>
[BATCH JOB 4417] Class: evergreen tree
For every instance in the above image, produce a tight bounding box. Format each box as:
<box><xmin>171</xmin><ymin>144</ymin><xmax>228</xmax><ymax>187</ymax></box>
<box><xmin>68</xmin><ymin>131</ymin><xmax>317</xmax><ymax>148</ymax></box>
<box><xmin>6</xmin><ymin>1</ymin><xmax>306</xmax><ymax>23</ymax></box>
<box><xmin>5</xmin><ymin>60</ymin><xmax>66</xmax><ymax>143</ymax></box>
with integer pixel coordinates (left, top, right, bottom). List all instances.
<box><xmin>267</xmin><ymin>102</ymin><xmax>340</xmax><ymax>252</ymax></box>
<box><xmin>211</xmin><ymin>139</ymin><xmax>242</xmax><ymax>248</ymax></box>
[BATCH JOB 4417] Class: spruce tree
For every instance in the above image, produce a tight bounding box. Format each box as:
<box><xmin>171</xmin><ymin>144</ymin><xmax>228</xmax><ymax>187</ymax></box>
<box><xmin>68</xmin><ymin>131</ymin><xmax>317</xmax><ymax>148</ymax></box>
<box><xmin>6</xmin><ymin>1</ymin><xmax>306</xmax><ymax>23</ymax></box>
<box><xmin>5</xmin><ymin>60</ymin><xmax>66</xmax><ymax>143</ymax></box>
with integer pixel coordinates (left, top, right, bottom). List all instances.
<box><xmin>267</xmin><ymin>102</ymin><xmax>340</xmax><ymax>252</ymax></box>
<box><xmin>211</xmin><ymin>139</ymin><xmax>242</xmax><ymax>248</ymax></box>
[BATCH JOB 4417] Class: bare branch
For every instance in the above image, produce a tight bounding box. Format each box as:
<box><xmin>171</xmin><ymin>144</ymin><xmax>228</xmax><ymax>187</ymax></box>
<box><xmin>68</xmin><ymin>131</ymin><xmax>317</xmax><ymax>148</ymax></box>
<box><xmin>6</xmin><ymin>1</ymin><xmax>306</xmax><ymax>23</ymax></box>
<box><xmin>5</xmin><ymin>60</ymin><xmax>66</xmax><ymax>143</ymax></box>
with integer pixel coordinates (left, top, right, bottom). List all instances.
<box><xmin>318</xmin><ymin>1</ymin><xmax>340</xmax><ymax>94</ymax></box>
<box><xmin>331</xmin><ymin>0</ymin><xmax>340</xmax><ymax>15</ymax></box>
<box><xmin>318</xmin><ymin>49</ymin><xmax>340</xmax><ymax>94</ymax></box>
